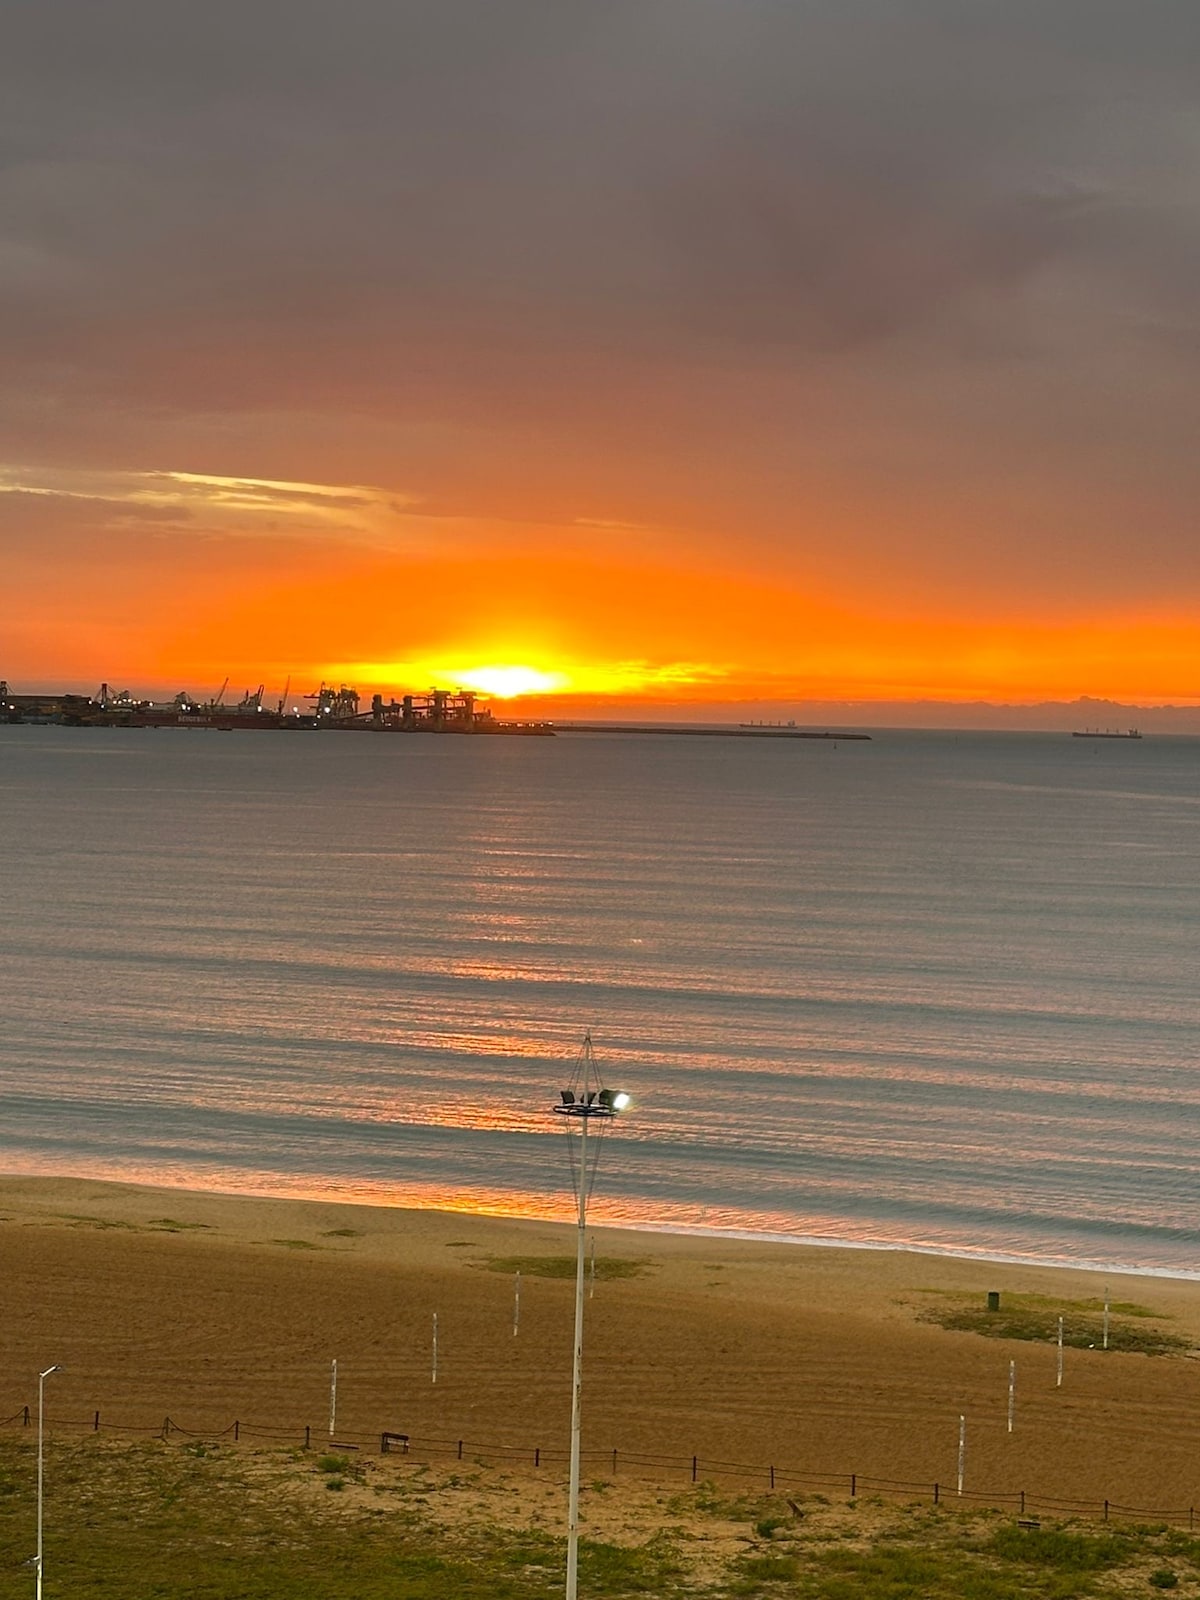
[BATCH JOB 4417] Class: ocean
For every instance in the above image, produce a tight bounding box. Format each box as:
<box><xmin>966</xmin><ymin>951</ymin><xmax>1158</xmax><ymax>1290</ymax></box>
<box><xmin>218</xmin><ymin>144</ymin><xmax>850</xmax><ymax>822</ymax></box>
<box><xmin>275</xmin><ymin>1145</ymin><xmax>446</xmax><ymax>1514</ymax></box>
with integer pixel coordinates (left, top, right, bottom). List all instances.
<box><xmin>1</xmin><ymin>724</ymin><xmax>1197</xmax><ymax>1275</ymax></box>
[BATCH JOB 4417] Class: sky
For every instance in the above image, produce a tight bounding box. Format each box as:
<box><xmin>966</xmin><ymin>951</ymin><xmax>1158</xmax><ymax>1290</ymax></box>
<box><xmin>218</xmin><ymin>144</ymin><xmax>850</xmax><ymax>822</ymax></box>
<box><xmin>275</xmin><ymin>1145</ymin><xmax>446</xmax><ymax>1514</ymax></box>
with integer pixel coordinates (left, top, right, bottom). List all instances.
<box><xmin>2</xmin><ymin>2</ymin><xmax>1199</xmax><ymax>714</ymax></box>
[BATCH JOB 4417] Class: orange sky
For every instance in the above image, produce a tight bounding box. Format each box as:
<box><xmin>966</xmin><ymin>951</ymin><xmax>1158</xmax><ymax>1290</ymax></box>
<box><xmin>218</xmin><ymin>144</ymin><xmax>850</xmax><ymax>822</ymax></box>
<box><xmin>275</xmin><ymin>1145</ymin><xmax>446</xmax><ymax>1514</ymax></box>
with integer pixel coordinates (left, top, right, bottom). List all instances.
<box><xmin>3</xmin><ymin>466</ymin><xmax>1197</xmax><ymax>712</ymax></box>
<box><xmin>2</xmin><ymin>7</ymin><xmax>1199</xmax><ymax>715</ymax></box>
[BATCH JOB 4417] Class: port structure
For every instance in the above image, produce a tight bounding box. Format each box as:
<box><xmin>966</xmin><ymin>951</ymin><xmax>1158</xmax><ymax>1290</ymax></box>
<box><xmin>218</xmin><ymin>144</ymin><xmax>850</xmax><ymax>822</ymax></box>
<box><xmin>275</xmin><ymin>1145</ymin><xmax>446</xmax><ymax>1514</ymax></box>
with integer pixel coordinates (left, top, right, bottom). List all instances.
<box><xmin>306</xmin><ymin>683</ymin><xmax>362</xmax><ymax>721</ymax></box>
<box><xmin>304</xmin><ymin>683</ymin><xmax>490</xmax><ymax>730</ymax></box>
<box><xmin>369</xmin><ymin>689</ymin><xmax>488</xmax><ymax>731</ymax></box>
<box><xmin>1</xmin><ymin>677</ymin><xmax>552</xmax><ymax>735</ymax></box>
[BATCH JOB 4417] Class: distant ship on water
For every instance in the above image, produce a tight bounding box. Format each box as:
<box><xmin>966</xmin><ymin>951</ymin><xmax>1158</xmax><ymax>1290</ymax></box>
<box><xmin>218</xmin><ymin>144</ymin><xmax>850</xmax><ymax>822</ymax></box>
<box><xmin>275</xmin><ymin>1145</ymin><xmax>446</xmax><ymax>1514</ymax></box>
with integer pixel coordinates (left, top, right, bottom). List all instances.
<box><xmin>1071</xmin><ymin>727</ymin><xmax>1143</xmax><ymax>739</ymax></box>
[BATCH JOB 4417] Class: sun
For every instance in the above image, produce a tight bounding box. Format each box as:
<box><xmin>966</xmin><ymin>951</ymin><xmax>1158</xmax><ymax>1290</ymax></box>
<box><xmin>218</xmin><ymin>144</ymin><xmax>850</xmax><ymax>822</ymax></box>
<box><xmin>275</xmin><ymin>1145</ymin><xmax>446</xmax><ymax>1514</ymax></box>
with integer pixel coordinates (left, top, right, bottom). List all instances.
<box><xmin>454</xmin><ymin>664</ymin><xmax>568</xmax><ymax>698</ymax></box>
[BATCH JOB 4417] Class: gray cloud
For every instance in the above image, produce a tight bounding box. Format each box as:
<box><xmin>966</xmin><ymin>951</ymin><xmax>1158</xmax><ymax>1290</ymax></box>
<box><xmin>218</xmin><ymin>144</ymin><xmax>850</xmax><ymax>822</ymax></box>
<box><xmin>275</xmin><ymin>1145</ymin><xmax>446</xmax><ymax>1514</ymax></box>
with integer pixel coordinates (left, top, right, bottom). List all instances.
<box><xmin>2</xmin><ymin>2</ymin><xmax>1199</xmax><ymax>601</ymax></box>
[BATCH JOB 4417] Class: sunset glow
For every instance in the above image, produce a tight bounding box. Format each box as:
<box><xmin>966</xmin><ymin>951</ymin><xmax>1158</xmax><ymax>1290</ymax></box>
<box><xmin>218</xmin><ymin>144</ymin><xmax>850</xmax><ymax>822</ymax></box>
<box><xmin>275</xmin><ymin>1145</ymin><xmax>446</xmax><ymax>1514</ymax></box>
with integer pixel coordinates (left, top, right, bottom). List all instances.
<box><xmin>2</xmin><ymin>9</ymin><xmax>1198</xmax><ymax>722</ymax></box>
<box><xmin>439</xmin><ymin>666</ymin><xmax>567</xmax><ymax>699</ymax></box>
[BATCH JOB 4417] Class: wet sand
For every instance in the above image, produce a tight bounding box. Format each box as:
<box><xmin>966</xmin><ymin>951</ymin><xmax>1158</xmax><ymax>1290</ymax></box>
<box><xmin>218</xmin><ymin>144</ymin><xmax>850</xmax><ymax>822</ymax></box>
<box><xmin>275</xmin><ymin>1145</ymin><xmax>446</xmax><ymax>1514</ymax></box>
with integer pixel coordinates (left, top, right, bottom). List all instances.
<box><xmin>3</xmin><ymin>1175</ymin><xmax>1199</xmax><ymax>1510</ymax></box>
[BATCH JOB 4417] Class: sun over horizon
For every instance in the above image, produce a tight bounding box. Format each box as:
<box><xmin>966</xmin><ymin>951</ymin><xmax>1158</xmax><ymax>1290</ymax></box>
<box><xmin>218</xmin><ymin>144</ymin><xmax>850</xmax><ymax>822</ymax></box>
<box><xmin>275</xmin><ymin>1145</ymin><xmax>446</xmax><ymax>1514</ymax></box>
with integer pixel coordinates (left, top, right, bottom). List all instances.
<box><xmin>3</xmin><ymin>460</ymin><xmax>1199</xmax><ymax>715</ymax></box>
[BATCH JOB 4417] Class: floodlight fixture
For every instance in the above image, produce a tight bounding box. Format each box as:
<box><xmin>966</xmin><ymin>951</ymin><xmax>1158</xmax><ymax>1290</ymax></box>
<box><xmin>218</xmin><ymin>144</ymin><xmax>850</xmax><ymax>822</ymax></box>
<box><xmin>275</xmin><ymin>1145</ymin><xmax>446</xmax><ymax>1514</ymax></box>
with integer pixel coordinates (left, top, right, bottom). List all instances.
<box><xmin>555</xmin><ymin>1083</ymin><xmax>630</xmax><ymax>1120</ymax></box>
<box><xmin>554</xmin><ymin>1033</ymin><xmax>631</xmax><ymax>1600</ymax></box>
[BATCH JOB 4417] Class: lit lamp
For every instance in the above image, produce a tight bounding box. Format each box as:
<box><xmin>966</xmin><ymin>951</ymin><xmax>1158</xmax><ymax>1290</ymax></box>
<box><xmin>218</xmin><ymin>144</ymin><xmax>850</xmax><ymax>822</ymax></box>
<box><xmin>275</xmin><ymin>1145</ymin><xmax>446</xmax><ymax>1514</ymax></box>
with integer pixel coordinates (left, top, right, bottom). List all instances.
<box><xmin>553</xmin><ymin>1034</ymin><xmax>630</xmax><ymax>1600</ymax></box>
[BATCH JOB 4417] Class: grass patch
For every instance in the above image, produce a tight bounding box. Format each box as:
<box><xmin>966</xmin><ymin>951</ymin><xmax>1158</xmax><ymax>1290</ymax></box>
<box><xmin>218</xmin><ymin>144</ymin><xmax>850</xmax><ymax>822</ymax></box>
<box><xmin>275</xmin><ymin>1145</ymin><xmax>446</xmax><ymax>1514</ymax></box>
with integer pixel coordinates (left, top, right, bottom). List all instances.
<box><xmin>322</xmin><ymin>1228</ymin><xmax>361</xmax><ymax>1239</ymax></box>
<box><xmin>987</xmin><ymin>1524</ymin><xmax>1133</xmax><ymax>1569</ymax></box>
<box><xmin>1018</xmin><ymin>1292</ymin><xmax>1157</xmax><ymax>1319</ymax></box>
<box><xmin>666</xmin><ymin>1485</ymin><xmax>806</xmax><ymax>1535</ymax></box>
<box><xmin>55</xmin><ymin>1212</ymin><xmax>138</xmax><ymax>1230</ymax></box>
<box><xmin>149</xmin><ymin>1217</ymin><xmax>212</xmax><ymax>1232</ymax></box>
<box><xmin>790</xmin><ymin>1542</ymin><xmax>1019</xmax><ymax>1598</ymax></box>
<box><xmin>483</xmin><ymin>1255</ymin><xmax>648</xmax><ymax>1281</ymax></box>
<box><xmin>5</xmin><ymin>1433</ymin><xmax>1200</xmax><ymax>1599</ymax></box>
<box><xmin>917</xmin><ymin>1291</ymin><xmax>1190</xmax><ymax>1355</ymax></box>
<box><xmin>733</xmin><ymin>1550</ymin><xmax>800</xmax><ymax>1584</ymax></box>
<box><xmin>269</xmin><ymin>1238</ymin><xmax>319</xmax><ymax>1250</ymax></box>
<box><xmin>577</xmin><ymin>1533</ymin><xmax>686</xmax><ymax>1592</ymax></box>
<box><xmin>0</xmin><ymin>1435</ymin><xmax>689</xmax><ymax>1598</ymax></box>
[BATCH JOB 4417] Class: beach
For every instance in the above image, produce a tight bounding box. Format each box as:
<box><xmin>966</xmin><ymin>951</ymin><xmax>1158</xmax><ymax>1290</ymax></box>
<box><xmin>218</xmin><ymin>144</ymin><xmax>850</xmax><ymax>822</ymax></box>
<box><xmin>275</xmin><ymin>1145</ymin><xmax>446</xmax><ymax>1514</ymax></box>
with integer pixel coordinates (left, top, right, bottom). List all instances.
<box><xmin>3</xmin><ymin>1175</ymin><xmax>1200</xmax><ymax>1514</ymax></box>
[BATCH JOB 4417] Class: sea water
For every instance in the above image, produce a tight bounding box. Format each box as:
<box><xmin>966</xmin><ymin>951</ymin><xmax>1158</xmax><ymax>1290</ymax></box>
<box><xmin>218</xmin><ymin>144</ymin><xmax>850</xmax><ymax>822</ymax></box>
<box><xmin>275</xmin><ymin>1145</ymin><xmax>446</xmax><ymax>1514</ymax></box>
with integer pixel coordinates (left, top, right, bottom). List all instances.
<box><xmin>1</xmin><ymin>724</ymin><xmax>1197</xmax><ymax>1274</ymax></box>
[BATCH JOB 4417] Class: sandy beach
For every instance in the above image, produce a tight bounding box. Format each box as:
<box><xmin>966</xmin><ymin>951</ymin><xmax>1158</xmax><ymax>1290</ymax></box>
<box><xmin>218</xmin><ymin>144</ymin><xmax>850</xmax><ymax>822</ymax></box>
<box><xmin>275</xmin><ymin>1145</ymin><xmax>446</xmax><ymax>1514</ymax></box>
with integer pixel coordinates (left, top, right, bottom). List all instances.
<box><xmin>3</xmin><ymin>1175</ymin><xmax>1200</xmax><ymax>1513</ymax></box>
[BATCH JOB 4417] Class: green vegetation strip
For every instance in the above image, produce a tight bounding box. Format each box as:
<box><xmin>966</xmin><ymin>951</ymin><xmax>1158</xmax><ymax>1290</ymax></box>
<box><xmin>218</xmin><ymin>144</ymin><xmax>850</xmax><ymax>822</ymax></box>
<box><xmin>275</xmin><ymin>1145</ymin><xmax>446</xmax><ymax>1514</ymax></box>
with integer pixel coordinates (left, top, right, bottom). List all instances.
<box><xmin>0</xmin><ymin>1437</ymin><xmax>676</xmax><ymax>1600</ymax></box>
<box><xmin>4</xmin><ymin>1437</ymin><xmax>1200</xmax><ymax>1597</ymax></box>
<box><xmin>917</xmin><ymin>1291</ymin><xmax>1192</xmax><ymax>1355</ymax></box>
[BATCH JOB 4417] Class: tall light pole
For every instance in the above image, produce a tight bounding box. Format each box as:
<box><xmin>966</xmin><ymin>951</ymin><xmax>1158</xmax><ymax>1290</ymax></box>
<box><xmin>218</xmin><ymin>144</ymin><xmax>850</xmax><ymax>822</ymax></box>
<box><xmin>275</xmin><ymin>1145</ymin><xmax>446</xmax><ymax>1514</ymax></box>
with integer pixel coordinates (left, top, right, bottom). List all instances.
<box><xmin>553</xmin><ymin>1033</ymin><xmax>630</xmax><ymax>1600</ymax></box>
<box><xmin>35</xmin><ymin>1364</ymin><xmax>61</xmax><ymax>1600</ymax></box>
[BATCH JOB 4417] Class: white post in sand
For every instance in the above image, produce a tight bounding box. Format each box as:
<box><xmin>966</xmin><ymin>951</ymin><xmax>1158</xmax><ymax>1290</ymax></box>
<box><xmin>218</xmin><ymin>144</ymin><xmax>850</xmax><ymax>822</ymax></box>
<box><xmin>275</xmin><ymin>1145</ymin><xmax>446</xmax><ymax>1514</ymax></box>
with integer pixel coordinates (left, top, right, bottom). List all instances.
<box><xmin>1103</xmin><ymin>1287</ymin><xmax>1110</xmax><ymax>1351</ymax></box>
<box><xmin>1007</xmin><ymin>1360</ymin><xmax>1015</xmax><ymax>1434</ymax></box>
<box><xmin>432</xmin><ymin>1312</ymin><xmax>438</xmax><ymax>1385</ymax></box>
<box><xmin>1057</xmin><ymin>1316</ymin><xmax>1064</xmax><ymax>1387</ymax></box>
<box><xmin>35</xmin><ymin>1364</ymin><xmax>61</xmax><ymax>1600</ymax></box>
<box><xmin>589</xmin><ymin>1236</ymin><xmax>596</xmax><ymax>1301</ymax></box>
<box><xmin>957</xmin><ymin>1414</ymin><xmax>965</xmax><ymax>1496</ymax></box>
<box><xmin>328</xmin><ymin>1358</ymin><xmax>337</xmax><ymax>1438</ymax></box>
<box><xmin>513</xmin><ymin>1271</ymin><xmax>521</xmax><ymax>1337</ymax></box>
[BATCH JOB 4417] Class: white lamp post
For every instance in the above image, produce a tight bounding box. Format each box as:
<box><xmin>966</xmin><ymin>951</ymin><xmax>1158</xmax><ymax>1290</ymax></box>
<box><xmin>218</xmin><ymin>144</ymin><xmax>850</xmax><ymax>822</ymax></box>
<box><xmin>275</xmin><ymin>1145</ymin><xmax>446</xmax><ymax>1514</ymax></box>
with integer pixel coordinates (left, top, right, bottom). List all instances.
<box><xmin>35</xmin><ymin>1364</ymin><xmax>61</xmax><ymax>1600</ymax></box>
<box><xmin>553</xmin><ymin>1033</ymin><xmax>630</xmax><ymax>1600</ymax></box>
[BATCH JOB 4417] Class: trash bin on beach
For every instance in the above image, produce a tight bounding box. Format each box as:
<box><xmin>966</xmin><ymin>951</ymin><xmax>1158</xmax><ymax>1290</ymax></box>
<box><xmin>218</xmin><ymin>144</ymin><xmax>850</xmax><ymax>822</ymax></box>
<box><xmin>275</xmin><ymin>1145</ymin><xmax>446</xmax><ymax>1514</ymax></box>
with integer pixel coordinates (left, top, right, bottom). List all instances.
<box><xmin>987</xmin><ymin>1291</ymin><xmax>1001</xmax><ymax>1312</ymax></box>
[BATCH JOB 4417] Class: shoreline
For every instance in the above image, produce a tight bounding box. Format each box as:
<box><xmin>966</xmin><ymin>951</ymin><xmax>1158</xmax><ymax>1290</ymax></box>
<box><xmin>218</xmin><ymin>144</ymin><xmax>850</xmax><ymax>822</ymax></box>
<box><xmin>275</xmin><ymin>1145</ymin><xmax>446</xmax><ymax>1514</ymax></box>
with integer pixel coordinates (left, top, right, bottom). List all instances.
<box><xmin>2</xmin><ymin>1159</ymin><xmax>1196</xmax><ymax>1286</ymax></box>
<box><xmin>620</xmin><ymin>1219</ymin><xmax>1200</xmax><ymax>1286</ymax></box>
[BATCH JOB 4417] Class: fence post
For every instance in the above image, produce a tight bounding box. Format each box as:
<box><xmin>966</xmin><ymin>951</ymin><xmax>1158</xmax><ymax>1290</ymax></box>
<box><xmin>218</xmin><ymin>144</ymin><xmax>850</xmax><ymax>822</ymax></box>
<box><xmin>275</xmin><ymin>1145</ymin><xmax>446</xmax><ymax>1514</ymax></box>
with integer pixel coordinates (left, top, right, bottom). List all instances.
<box><xmin>692</xmin><ymin>1455</ymin><xmax>698</xmax><ymax>1484</ymax></box>
<box><xmin>93</xmin><ymin>1411</ymin><xmax>100</xmax><ymax>1432</ymax></box>
<box><xmin>1191</xmin><ymin>1506</ymin><xmax>1195</xmax><ymax>1532</ymax></box>
<box><xmin>22</xmin><ymin>1406</ymin><xmax>29</xmax><ymax>1428</ymax></box>
<box><xmin>1103</xmin><ymin>1500</ymin><xmax>1109</xmax><ymax>1523</ymax></box>
<box><xmin>1020</xmin><ymin>1490</ymin><xmax>1025</xmax><ymax>1515</ymax></box>
<box><xmin>850</xmin><ymin>1473</ymin><xmax>856</xmax><ymax>1498</ymax></box>
<box><xmin>769</xmin><ymin>1465</ymin><xmax>775</xmax><ymax>1490</ymax></box>
<box><xmin>933</xmin><ymin>1482</ymin><xmax>939</xmax><ymax>1505</ymax></box>
<box><xmin>162</xmin><ymin>1417</ymin><xmax>171</xmax><ymax>1439</ymax></box>
<box><xmin>234</xmin><ymin>1420</ymin><xmax>240</xmax><ymax>1442</ymax></box>
<box><xmin>535</xmin><ymin>1447</ymin><xmax>540</xmax><ymax>1468</ymax></box>
<box><xmin>611</xmin><ymin>1448</ymin><xmax>617</xmax><ymax>1475</ymax></box>
<box><xmin>304</xmin><ymin>1425</ymin><xmax>311</xmax><ymax>1450</ymax></box>
<box><xmin>457</xmin><ymin>1439</ymin><xmax>463</xmax><ymax>1461</ymax></box>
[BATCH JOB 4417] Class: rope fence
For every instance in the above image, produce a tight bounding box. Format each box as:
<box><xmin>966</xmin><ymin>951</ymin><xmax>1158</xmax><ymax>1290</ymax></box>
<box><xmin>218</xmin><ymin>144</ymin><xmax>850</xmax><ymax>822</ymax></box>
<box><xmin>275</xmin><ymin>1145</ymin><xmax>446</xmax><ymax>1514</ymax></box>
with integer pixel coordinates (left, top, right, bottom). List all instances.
<box><xmin>2</xmin><ymin>1403</ymin><xmax>1198</xmax><ymax>1528</ymax></box>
